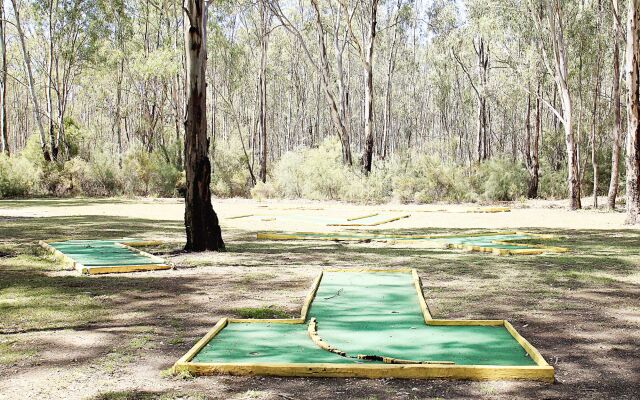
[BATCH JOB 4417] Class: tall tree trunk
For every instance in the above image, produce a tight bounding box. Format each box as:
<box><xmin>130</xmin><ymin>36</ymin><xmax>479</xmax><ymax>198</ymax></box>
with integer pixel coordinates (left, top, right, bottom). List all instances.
<box><xmin>361</xmin><ymin>0</ymin><xmax>379</xmax><ymax>173</ymax></box>
<box><xmin>183</xmin><ymin>0</ymin><xmax>224</xmax><ymax>251</ymax></box>
<box><xmin>525</xmin><ymin>86</ymin><xmax>540</xmax><ymax>198</ymax></box>
<box><xmin>115</xmin><ymin>59</ymin><xmax>124</xmax><ymax>168</ymax></box>
<box><xmin>608</xmin><ymin>0</ymin><xmax>623</xmax><ymax>210</ymax></box>
<box><xmin>547</xmin><ymin>0</ymin><xmax>581</xmax><ymax>209</ymax></box>
<box><xmin>47</xmin><ymin>0</ymin><xmax>58</xmax><ymax>161</ymax></box>
<box><xmin>381</xmin><ymin>1</ymin><xmax>401</xmax><ymax>160</ymax></box>
<box><xmin>475</xmin><ymin>37</ymin><xmax>489</xmax><ymax>162</ymax></box>
<box><xmin>624</xmin><ymin>0</ymin><xmax>640</xmax><ymax>224</ymax></box>
<box><xmin>531</xmin><ymin>81</ymin><xmax>542</xmax><ymax>197</ymax></box>
<box><xmin>11</xmin><ymin>0</ymin><xmax>50</xmax><ymax>161</ymax></box>
<box><xmin>591</xmin><ymin>53</ymin><xmax>602</xmax><ymax>209</ymax></box>
<box><xmin>258</xmin><ymin>0</ymin><xmax>269</xmax><ymax>183</ymax></box>
<box><xmin>308</xmin><ymin>0</ymin><xmax>352</xmax><ymax>164</ymax></box>
<box><xmin>0</xmin><ymin>1</ymin><xmax>8</xmax><ymax>156</ymax></box>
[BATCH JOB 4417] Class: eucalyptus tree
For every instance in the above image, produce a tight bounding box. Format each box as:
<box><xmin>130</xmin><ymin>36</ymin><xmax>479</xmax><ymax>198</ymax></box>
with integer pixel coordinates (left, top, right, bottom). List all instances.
<box><xmin>11</xmin><ymin>0</ymin><xmax>49</xmax><ymax>161</ymax></box>
<box><xmin>0</xmin><ymin>1</ymin><xmax>8</xmax><ymax>155</ymax></box>
<box><xmin>183</xmin><ymin>0</ymin><xmax>224</xmax><ymax>251</ymax></box>
<box><xmin>608</xmin><ymin>0</ymin><xmax>624</xmax><ymax>209</ymax></box>
<box><xmin>625</xmin><ymin>0</ymin><xmax>640</xmax><ymax>224</ymax></box>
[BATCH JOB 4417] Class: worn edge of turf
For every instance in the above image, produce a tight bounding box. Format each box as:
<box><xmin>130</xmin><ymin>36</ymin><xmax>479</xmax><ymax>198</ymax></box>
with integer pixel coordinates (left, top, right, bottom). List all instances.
<box><xmin>173</xmin><ymin>268</ymin><xmax>554</xmax><ymax>381</ymax></box>
<box><xmin>38</xmin><ymin>239</ymin><xmax>171</xmax><ymax>275</ymax></box>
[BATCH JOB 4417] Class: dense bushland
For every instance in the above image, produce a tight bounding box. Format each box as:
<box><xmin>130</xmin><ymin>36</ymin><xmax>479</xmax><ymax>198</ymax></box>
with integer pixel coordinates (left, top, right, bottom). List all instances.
<box><xmin>0</xmin><ymin>135</ymin><xmax>612</xmax><ymax>204</ymax></box>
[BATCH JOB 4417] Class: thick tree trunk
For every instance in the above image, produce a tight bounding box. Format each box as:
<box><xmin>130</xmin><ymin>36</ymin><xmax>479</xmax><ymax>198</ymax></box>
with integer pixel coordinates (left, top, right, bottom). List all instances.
<box><xmin>608</xmin><ymin>0</ymin><xmax>622</xmax><ymax>210</ymax></box>
<box><xmin>0</xmin><ymin>2</ymin><xmax>8</xmax><ymax>156</ymax></box>
<box><xmin>183</xmin><ymin>0</ymin><xmax>224</xmax><ymax>251</ymax></box>
<box><xmin>625</xmin><ymin>0</ymin><xmax>640</xmax><ymax>224</ymax></box>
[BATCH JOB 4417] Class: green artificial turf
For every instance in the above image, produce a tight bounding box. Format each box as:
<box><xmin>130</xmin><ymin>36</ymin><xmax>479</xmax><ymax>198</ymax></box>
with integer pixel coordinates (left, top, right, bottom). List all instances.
<box><xmin>190</xmin><ymin>271</ymin><xmax>536</xmax><ymax>366</ymax></box>
<box><xmin>48</xmin><ymin>240</ymin><xmax>159</xmax><ymax>266</ymax></box>
<box><xmin>260</xmin><ymin>232</ymin><xmax>548</xmax><ymax>251</ymax></box>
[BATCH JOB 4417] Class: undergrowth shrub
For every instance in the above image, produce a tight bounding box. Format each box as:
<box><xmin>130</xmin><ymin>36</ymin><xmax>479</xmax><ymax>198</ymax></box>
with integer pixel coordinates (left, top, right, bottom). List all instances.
<box><xmin>473</xmin><ymin>157</ymin><xmax>528</xmax><ymax>201</ymax></box>
<box><xmin>82</xmin><ymin>153</ymin><xmax>123</xmax><ymax>196</ymax></box>
<box><xmin>211</xmin><ymin>137</ymin><xmax>252</xmax><ymax>197</ymax></box>
<box><xmin>122</xmin><ymin>147</ymin><xmax>181</xmax><ymax>197</ymax></box>
<box><xmin>272</xmin><ymin>138</ymin><xmax>349</xmax><ymax>201</ymax></box>
<box><xmin>539</xmin><ymin>163</ymin><xmax>567</xmax><ymax>199</ymax></box>
<box><xmin>391</xmin><ymin>154</ymin><xmax>471</xmax><ymax>203</ymax></box>
<box><xmin>0</xmin><ymin>155</ymin><xmax>38</xmax><ymax>198</ymax></box>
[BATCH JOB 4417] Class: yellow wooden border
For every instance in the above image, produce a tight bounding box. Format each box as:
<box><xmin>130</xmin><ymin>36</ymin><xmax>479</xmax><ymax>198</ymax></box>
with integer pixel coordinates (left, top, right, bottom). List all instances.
<box><xmin>327</xmin><ymin>214</ymin><xmax>410</xmax><ymax>227</ymax></box>
<box><xmin>465</xmin><ymin>207</ymin><xmax>511</xmax><ymax>213</ymax></box>
<box><xmin>226</xmin><ymin>214</ymin><xmax>254</xmax><ymax>220</ymax></box>
<box><xmin>412</xmin><ymin>270</ymin><xmax>550</xmax><ymax>368</ymax></box>
<box><xmin>257</xmin><ymin>231</ymin><xmax>567</xmax><ymax>256</ymax></box>
<box><xmin>174</xmin><ymin>269</ymin><xmax>554</xmax><ymax>381</ymax></box>
<box><xmin>258</xmin><ymin>230</ymin><xmax>555</xmax><ymax>242</ymax></box>
<box><xmin>39</xmin><ymin>239</ymin><xmax>171</xmax><ymax>275</ymax></box>
<box><xmin>173</xmin><ymin>362</ymin><xmax>553</xmax><ymax>380</ymax></box>
<box><xmin>346</xmin><ymin>213</ymin><xmax>379</xmax><ymax>221</ymax></box>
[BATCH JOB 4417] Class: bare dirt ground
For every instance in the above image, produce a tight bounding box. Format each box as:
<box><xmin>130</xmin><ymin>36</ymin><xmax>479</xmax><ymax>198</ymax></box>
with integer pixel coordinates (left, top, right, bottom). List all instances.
<box><xmin>0</xmin><ymin>197</ymin><xmax>638</xmax><ymax>400</ymax></box>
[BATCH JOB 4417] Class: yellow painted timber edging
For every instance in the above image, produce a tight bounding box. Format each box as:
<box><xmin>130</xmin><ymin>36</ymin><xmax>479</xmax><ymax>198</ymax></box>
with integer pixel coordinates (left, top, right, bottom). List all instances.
<box><xmin>256</xmin><ymin>231</ymin><xmax>568</xmax><ymax>256</ymax></box>
<box><xmin>39</xmin><ymin>239</ymin><xmax>171</xmax><ymax>275</ymax></box>
<box><xmin>327</xmin><ymin>214</ymin><xmax>410</xmax><ymax>227</ymax></box>
<box><xmin>346</xmin><ymin>213</ymin><xmax>379</xmax><ymax>221</ymax></box>
<box><xmin>226</xmin><ymin>214</ymin><xmax>254</xmax><ymax>220</ymax></box>
<box><xmin>464</xmin><ymin>207</ymin><xmax>512</xmax><ymax>213</ymax></box>
<box><xmin>173</xmin><ymin>268</ymin><xmax>554</xmax><ymax>382</ymax></box>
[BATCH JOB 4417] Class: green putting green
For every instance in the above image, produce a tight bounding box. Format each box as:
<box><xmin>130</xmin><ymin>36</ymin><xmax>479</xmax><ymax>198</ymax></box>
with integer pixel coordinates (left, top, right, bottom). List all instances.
<box><xmin>187</xmin><ymin>271</ymin><xmax>542</xmax><ymax>372</ymax></box>
<box><xmin>256</xmin><ymin>232</ymin><xmax>567</xmax><ymax>255</ymax></box>
<box><xmin>43</xmin><ymin>239</ymin><xmax>169</xmax><ymax>274</ymax></box>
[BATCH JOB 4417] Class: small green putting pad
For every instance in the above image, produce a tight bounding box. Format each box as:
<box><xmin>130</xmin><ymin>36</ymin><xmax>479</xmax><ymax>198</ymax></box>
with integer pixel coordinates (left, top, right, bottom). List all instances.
<box><xmin>42</xmin><ymin>240</ymin><xmax>169</xmax><ymax>274</ymax></box>
<box><xmin>178</xmin><ymin>270</ymin><xmax>552</xmax><ymax>380</ymax></box>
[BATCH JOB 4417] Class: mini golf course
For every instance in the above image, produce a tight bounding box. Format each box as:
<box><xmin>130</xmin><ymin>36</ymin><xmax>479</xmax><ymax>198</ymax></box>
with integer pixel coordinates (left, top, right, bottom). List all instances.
<box><xmin>225</xmin><ymin>213</ymin><xmax>410</xmax><ymax>227</ymax></box>
<box><xmin>256</xmin><ymin>231</ymin><xmax>568</xmax><ymax>255</ymax></box>
<box><xmin>39</xmin><ymin>239</ymin><xmax>169</xmax><ymax>274</ymax></box>
<box><xmin>174</xmin><ymin>269</ymin><xmax>553</xmax><ymax>381</ymax></box>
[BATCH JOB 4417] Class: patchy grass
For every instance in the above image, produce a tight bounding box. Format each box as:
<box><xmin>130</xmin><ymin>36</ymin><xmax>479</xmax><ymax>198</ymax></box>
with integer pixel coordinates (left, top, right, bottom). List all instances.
<box><xmin>232</xmin><ymin>306</ymin><xmax>292</xmax><ymax>319</ymax></box>
<box><xmin>92</xmin><ymin>390</ymin><xmax>205</xmax><ymax>400</ymax></box>
<box><xmin>0</xmin><ymin>201</ymin><xmax>639</xmax><ymax>399</ymax></box>
<box><xmin>0</xmin><ymin>338</ymin><xmax>37</xmax><ymax>365</ymax></box>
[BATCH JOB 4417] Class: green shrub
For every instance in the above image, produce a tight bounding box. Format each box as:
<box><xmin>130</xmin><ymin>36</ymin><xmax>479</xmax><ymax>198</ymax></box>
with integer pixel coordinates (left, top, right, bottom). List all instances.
<box><xmin>298</xmin><ymin>139</ymin><xmax>347</xmax><ymax>200</ymax></box>
<box><xmin>0</xmin><ymin>155</ymin><xmax>38</xmax><ymax>198</ymax></box>
<box><xmin>250</xmin><ymin>181</ymin><xmax>277</xmax><ymax>200</ymax></box>
<box><xmin>343</xmin><ymin>166</ymin><xmax>393</xmax><ymax>204</ymax></box>
<box><xmin>474</xmin><ymin>158</ymin><xmax>528</xmax><ymax>201</ymax></box>
<box><xmin>391</xmin><ymin>154</ymin><xmax>471</xmax><ymax>203</ymax></box>
<box><xmin>211</xmin><ymin>137</ymin><xmax>252</xmax><ymax>198</ymax></box>
<box><xmin>272</xmin><ymin>150</ymin><xmax>306</xmax><ymax>198</ymax></box>
<box><xmin>122</xmin><ymin>147</ymin><xmax>180</xmax><ymax>197</ymax></box>
<box><xmin>82</xmin><ymin>153</ymin><xmax>123</xmax><ymax>196</ymax></box>
<box><xmin>38</xmin><ymin>161</ymin><xmax>78</xmax><ymax>196</ymax></box>
<box><xmin>273</xmin><ymin>138</ymin><xmax>348</xmax><ymax>200</ymax></box>
<box><xmin>539</xmin><ymin>164</ymin><xmax>567</xmax><ymax>199</ymax></box>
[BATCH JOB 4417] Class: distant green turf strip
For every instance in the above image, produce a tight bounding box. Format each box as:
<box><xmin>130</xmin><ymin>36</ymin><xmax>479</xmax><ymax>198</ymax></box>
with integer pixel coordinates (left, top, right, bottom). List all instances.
<box><xmin>48</xmin><ymin>240</ymin><xmax>159</xmax><ymax>266</ymax></box>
